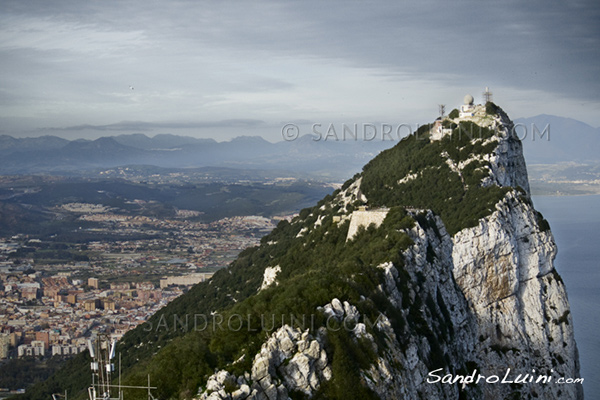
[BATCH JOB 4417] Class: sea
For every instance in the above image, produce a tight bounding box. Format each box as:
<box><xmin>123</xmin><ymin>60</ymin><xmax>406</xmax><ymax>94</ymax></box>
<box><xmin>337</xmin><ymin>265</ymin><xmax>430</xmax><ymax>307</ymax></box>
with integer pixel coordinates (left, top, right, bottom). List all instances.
<box><xmin>532</xmin><ymin>194</ymin><xmax>600</xmax><ymax>397</ymax></box>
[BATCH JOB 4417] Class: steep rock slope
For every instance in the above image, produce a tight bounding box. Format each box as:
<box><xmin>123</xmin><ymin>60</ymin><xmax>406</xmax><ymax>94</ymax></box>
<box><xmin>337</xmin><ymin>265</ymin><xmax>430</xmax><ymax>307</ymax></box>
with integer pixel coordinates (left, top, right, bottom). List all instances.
<box><xmin>23</xmin><ymin>103</ymin><xmax>581</xmax><ymax>400</ymax></box>
<box><xmin>191</xmin><ymin>103</ymin><xmax>581</xmax><ymax>400</ymax></box>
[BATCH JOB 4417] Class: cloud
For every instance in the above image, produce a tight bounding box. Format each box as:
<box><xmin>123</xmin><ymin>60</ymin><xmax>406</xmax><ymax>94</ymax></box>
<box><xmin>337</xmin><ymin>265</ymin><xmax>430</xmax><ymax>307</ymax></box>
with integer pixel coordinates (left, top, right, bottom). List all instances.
<box><xmin>0</xmin><ymin>18</ymin><xmax>148</xmax><ymax>57</ymax></box>
<box><xmin>1</xmin><ymin>0</ymin><xmax>599</xmax><ymax>138</ymax></box>
<box><xmin>42</xmin><ymin>119</ymin><xmax>267</xmax><ymax>132</ymax></box>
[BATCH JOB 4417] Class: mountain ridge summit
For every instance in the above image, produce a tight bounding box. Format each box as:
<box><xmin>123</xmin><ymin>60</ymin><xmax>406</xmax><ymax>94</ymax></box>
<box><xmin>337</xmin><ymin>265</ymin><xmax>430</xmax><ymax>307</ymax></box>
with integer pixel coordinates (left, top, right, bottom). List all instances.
<box><xmin>23</xmin><ymin>101</ymin><xmax>582</xmax><ymax>400</ymax></box>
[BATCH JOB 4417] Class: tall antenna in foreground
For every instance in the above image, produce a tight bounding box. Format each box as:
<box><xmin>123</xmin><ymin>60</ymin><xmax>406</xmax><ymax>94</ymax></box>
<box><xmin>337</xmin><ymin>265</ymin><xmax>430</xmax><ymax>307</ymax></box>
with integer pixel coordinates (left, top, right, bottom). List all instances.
<box><xmin>483</xmin><ymin>87</ymin><xmax>493</xmax><ymax>103</ymax></box>
<box><xmin>87</xmin><ymin>336</ymin><xmax>156</xmax><ymax>400</ymax></box>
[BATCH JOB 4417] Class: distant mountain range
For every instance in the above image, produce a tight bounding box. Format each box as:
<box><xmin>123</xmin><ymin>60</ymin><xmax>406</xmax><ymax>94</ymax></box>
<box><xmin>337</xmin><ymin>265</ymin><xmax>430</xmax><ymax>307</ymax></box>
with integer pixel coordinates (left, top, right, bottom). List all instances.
<box><xmin>515</xmin><ymin>114</ymin><xmax>600</xmax><ymax>164</ymax></box>
<box><xmin>0</xmin><ymin>114</ymin><xmax>597</xmax><ymax>178</ymax></box>
<box><xmin>0</xmin><ymin>133</ymin><xmax>396</xmax><ymax>179</ymax></box>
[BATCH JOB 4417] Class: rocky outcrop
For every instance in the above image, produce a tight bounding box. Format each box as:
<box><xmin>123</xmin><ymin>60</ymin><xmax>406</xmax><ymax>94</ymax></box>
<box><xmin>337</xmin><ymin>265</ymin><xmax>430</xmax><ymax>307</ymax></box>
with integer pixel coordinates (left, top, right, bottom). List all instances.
<box><xmin>487</xmin><ymin>109</ymin><xmax>531</xmax><ymax>196</ymax></box>
<box><xmin>259</xmin><ymin>266</ymin><xmax>281</xmax><ymax>291</ymax></box>
<box><xmin>198</xmin><ymin>325</ymin><xmax>331</xmax><ymax>400</ymax></box>
<box><xmin>195</xmin><ymin>105</ymin><xmax>581</xmax><ymax>400</ymax></box>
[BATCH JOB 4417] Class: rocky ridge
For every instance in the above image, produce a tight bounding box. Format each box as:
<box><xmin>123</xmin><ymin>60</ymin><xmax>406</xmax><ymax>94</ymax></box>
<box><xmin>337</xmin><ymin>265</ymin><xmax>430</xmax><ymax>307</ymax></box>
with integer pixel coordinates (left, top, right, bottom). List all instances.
<box><xmin>194</xmin><ymin>103</ymin><xmax>582</xmax><ymax>399</ymax></box>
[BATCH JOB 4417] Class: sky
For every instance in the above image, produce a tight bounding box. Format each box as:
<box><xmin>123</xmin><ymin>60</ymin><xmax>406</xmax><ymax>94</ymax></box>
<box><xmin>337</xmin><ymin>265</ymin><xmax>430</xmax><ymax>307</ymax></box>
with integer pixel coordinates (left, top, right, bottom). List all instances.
<box><xmin>1</xmin><ymin>0</ymin><xmax>599</xmax><ymax>142</ymax></box>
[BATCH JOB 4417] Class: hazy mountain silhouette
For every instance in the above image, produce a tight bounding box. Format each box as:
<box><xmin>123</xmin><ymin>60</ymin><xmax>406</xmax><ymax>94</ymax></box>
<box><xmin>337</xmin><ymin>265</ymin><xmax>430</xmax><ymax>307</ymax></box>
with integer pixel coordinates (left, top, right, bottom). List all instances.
<box><xmin>1</xmin><ymin>115</ymin><xmax>597</xmax><ymax>176</ymax></box>
<box><xmin>515</xmin><ymin>114</ymin><xmax>600</xmax><ymax>164</ymax></box>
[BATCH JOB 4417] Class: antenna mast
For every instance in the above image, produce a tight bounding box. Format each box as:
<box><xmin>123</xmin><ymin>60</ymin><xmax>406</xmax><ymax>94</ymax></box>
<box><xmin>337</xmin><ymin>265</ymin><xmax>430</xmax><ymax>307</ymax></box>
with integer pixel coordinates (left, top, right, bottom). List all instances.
<box><xmin>483</xmin><ymin>87</ymin><xmax>493</xmax><ymax>103</ymax></box>
<box><xmin>87</xmin><ymin>336</ymin><xmax>156</xmax><ymax>400</ymax></box>
<box><xmin>438</xmin><ymin>104</ymin><xmax>446</xmax><ymax>118</ymax></box>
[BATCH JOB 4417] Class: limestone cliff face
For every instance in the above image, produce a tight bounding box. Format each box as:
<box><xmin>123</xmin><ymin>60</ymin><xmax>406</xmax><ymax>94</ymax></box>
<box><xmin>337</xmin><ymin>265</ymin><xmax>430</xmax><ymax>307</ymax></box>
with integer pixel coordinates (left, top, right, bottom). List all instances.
<box><xmin>195</xmin><ymin>105</ymin><xmax>582</xmax><ymax>400</ymax></box>
<box><xmin>452</xmin><ymin>192</ymin><xmax>581</xmax><ymax>400</ymax></box>
<box><xmin>448</xmin><ymin>105</ymin><xmax>580</xmax><ymax>399</ymax></box>
<box><xmin>475</xmin><ymin>105</ymin><xmax>531</xmax><ymax>196</ymax></box>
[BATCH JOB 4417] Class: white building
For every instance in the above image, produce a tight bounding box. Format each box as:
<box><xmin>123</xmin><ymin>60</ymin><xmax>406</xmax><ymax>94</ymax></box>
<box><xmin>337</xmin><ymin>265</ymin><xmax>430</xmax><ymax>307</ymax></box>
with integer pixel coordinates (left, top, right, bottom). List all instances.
<box><xmin>160</xmin><ymin>273</ymin><xmax>212</xmax><ymax>288</ymax></box>
<box><xmin>431</xmin><ymin>120</ymin><xmax>453</xmax><ymax>141</ymax></box>
<box><xmin>51</xmin><ymin>344</ymin><xmax>86</xmax><ymax>356</ymax></box>
<box><xmin>17</xmin><ymin>340</ymin><xmax>45</xmax><ymax>357</ymax></box>
<box><xmin>459</xmin><ymin>94</ymin><xmax>476</xmax><ymax>117</ymax></box>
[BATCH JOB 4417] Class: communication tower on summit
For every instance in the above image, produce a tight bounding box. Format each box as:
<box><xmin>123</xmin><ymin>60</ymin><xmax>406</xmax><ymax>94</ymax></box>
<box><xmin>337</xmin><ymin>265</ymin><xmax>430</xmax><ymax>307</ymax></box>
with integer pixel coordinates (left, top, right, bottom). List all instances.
<box><xmin>483</xmin><ymin>87</ymin><xmax>493</xmax><ymax>103</ymax></box>
<box><xmin>438</xmin><ymin>104</ymin><xmax>446</xmax><ymax>118</ymax></box>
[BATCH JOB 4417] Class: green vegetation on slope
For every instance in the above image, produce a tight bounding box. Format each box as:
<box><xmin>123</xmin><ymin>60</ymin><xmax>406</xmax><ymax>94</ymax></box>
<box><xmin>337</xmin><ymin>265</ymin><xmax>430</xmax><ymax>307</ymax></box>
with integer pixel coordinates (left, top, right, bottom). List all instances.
<box><xmin>360</xmin><ymin>120</ymin><xmax>510</xmax><ymax>235</ymax></box>
<box><xmin>0</xmin><ymin>358</ymin><xmax>68</xmax><ymax>391</ymax></box>
<box><xmin>119</xmin><ymin>203</ymin><xmax>417</xmax><ymax>399</ymax></box>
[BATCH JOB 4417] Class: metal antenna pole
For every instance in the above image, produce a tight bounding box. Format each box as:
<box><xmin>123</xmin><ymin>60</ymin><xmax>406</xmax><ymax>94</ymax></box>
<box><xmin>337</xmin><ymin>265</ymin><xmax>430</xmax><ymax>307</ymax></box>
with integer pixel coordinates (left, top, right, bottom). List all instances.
<box><xmin>483</xmin><ymin>87</ymin><xmax>493</xmax><ymax>103</ymax></box>
<box><xmin>119</xmin><ymin>353</ymin><xmax>122</xmax><ymax>400</ymax></box>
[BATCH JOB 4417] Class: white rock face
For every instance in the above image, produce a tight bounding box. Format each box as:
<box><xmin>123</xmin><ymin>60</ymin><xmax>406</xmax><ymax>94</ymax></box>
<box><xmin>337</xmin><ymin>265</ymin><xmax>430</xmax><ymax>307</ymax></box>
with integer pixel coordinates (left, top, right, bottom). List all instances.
<box><xmin>487</xmin><ymin>110</ymin><xmax>531</xmax><ymax>196</ymax></box>
<box><xmin>452</xmin><ymin>192</ymin><xmax>582</xmax><ymax>400</ymax></box>
<box><xmin>259</xmin><ymin>265</ymin><xmax>281</xmax><ymax>291</ymax></box>
<box><xmin>197</xmin><ymin>325</ymin><xmax>331</xmax><ymax>400</ymax></box>
<box><xmin>377</xmin><ymin>262</ymin><xmax>402</xmax><ymax>308</ymax></box>
<box><xmin>355</xmin><ymin>204</ymin><xmax>581</xmax><ymax>400</ymax></box>
<box><xmin>334</xmin><ymin>177</ymin><xmax>367</xmax><ymax>213</ymax></box>
<box><xmin>358</xmin><ymin>210</ymin><xmax>477</xmax><ymax>400</ymax></box>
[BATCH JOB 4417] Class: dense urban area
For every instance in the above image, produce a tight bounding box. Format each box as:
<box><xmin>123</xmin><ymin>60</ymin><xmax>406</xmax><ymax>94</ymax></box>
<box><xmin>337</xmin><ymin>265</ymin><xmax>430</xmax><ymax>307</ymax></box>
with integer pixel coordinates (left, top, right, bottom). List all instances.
<box><xmin>0</xmin><ymin>199</ymin><xmax>288</xmax><ymax>392</ymax></box>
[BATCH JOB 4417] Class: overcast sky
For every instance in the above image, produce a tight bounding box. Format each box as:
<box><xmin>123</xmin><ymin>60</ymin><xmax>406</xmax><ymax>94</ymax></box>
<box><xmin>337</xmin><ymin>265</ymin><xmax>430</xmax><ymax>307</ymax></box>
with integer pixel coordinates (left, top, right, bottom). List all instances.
<box><xmin>1</xmin><ymin>0</ymin><xmax>599</xmax><ymax>141</ymax></box>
